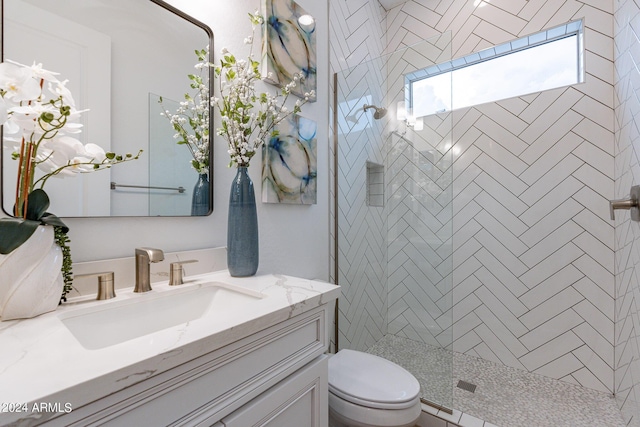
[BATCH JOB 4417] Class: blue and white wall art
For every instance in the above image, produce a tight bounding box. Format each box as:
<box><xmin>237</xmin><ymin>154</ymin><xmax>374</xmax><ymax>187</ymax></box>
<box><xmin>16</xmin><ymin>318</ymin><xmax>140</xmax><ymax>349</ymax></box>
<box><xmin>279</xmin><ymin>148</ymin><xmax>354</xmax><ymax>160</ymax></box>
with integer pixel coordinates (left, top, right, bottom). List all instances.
<box><xmin>261</xmin><ymin>0</ymin><xmax>317</xmax><ymax>101</ymax></box>
<box><xmin>262</xmin><ymin>115</ymin><xmax>317</xmax><ymax>204</ymax></box>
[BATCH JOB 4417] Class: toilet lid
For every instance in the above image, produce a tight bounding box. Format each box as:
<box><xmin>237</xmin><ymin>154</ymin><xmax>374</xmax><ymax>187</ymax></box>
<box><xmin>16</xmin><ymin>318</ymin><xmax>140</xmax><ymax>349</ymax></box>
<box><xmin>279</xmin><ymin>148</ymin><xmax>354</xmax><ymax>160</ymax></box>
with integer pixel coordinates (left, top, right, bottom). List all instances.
<box><xmin>328</xmin><ymin>349</ymin><xmax>420</xmax><ymax>409</ymax></box>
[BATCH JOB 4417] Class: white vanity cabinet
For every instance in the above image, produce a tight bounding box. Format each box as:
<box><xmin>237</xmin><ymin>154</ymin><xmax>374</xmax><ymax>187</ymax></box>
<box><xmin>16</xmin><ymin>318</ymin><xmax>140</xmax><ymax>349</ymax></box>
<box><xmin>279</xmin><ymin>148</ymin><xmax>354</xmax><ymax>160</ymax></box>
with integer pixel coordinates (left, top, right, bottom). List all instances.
<box><xmin>220</xmin><ymin>355</ymin><xmax>328</xmax><ymax>427</ymax></box>
<box><xmin>39</xmin><ymin>304</ymin><xmax>331</xmax><ymax>427</ymax></box>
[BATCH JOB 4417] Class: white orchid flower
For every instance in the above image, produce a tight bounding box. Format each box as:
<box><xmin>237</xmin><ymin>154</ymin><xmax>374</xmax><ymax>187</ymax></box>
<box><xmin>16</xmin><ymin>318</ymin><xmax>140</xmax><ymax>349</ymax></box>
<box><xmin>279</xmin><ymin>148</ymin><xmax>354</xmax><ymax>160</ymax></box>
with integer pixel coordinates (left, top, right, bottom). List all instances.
<box><xmin>0</xmin><ymin>96</ymin><xmax>8</xmax><ymax>126</ymax></box>
<box><xmin>48</xmin><ymin>79</ymin><xmax>76</xmax><ymax>108</ymax></box>
<box><xmin>1</xmin><ymin>59</ymin><xmax>141</xmax><ymax>226</ymax></box>
<box><xmin>37</xmin><ymin>136</ymin><xmax>86</xmax><ymax>176</ymax></box>
<box><xmin>0</xmin><ymin>62</ymin><xmax>41</xmax><ymax>102</ymax></box>
<box><xmin>5</xmin><ymin>103</ymin><xmax>55</xmax><ymax>137</ymax></box>
<box><xmin>60</xmin><ymin>122</ymin><xmax>84</xmax><ymax>134</ymax></box>
<box><xmin>82</xmin><ymin>143</ymin><xmax>107</xmax><ymax>162</ymax></box>
<box><xmin>6</xmin><ymin>59</ymin><xmax>59</xmax><ymax>84</ymax></box>
<box><xmin>68</xmin><ymin>143</ymin><xmax>108</xmax><ymax>172</ymax></box>
<box><xmin>2</xmin><ymin>118</ymin><xmax>19</xmax><ymax>136</ymax></box>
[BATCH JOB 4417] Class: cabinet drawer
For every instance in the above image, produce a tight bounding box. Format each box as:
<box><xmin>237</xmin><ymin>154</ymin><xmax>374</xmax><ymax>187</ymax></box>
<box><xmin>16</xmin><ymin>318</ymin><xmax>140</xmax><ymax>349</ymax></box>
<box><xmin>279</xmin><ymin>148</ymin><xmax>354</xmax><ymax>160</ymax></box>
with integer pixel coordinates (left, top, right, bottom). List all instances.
<box><xmin>221</xmin><ymin>355</ymin><xmax>328</xmax><ymax>427</ymax></box>
<box><xmin>47</xmin><ymin>306</ymin><xmax>328</xmax><ymax>426</ymax></box>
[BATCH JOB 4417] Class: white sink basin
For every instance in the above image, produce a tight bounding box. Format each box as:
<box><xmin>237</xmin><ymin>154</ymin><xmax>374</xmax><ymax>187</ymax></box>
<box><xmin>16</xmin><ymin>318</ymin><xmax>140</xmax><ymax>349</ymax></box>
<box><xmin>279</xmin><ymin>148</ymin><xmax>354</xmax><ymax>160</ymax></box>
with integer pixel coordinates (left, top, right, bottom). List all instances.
<box><xmin>59</xmin><ymin>282</ymin><xmax>264</xmax><ymax>350</ymax></box>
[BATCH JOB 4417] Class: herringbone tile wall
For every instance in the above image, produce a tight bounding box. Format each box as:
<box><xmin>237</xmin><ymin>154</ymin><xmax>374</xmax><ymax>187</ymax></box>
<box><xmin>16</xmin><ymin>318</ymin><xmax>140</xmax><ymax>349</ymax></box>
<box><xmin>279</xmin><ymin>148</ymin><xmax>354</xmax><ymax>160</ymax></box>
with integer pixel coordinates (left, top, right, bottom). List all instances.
<box><xmin>384</xmin><ymin>37</ymin><xmax>454</xmax><ymax>350</ymax></box>
<box><xmin>614</xmin><ymin>0</ymin><xmax>640</xmax><ymax>425</ymax></box>
<box><xmin>329</xmin><ymin>0</ymin><xmax>387</xmax><ymax>353</ymax></box>
<box><xmin>335</xmin><ymin>35</ymin><xmax>454</xmax><ymax>352</ymax></box>
<box><xmin>331</xmin><ymin>0</ymin><xmax>617</xmax><ymax>402</ymax></box>
<box><xmin>334</xmin><ymin>56</ymin><xmax>389</xmax><ymax>351</ymax></box>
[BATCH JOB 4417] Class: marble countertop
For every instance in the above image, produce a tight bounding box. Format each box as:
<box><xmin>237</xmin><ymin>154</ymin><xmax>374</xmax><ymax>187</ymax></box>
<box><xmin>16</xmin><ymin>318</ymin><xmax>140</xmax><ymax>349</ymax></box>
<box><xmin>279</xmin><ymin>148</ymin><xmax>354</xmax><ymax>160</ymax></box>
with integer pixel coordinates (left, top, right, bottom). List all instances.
<box><xmin>0</xmin><ymin>271</ymin><xmax>339</xmax><ymax>425</ymax></box>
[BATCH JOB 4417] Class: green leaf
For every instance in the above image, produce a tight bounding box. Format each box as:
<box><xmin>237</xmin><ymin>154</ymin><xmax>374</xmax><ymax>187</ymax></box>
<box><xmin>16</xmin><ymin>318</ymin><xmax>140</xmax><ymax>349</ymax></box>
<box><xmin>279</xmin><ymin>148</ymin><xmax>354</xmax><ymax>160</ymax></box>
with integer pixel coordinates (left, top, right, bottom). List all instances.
<box><xmin>40</xmin><ymin>212</ymin><xmax>69</xmax><ymax>233</ymax></box>
<box><xmin>0</xmin><ymin>218</ymin><xmax>40</xmax><ymax>254</ymax></box>
<box><xmin>25</xmin><ymin>189</ymin><xmax>50</xmax><ymax>221</ymax></box>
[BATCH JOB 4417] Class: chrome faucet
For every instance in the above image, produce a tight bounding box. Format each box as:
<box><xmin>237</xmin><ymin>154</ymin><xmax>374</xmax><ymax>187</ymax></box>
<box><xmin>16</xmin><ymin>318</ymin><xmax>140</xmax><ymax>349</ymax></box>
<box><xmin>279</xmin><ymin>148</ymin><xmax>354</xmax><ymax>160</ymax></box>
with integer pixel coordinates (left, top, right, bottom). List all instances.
<box><xmin>134</xmin><ymin>247</ymin><xmax>164</xmax><ymax>293</ymax></box>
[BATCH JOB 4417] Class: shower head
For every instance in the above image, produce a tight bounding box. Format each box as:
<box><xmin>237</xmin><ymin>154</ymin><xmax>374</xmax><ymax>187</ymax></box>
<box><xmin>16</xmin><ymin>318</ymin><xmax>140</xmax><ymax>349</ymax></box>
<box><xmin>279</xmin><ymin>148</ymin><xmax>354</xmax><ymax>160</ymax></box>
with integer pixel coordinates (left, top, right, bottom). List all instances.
<box><xmin>363</xmin><ymin>104</ymin><xmax>388</xmax><ymax>120</ymax></box>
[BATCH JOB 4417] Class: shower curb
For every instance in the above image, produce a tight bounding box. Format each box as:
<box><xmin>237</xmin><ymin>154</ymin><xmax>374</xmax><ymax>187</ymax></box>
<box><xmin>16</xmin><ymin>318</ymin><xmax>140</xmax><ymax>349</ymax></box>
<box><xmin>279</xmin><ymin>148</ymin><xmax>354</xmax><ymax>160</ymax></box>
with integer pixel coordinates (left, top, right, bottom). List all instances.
<box><xmin>418</xmin><ymin>402</ymin><xmax>497</xmax><ymax>427</ymax></box>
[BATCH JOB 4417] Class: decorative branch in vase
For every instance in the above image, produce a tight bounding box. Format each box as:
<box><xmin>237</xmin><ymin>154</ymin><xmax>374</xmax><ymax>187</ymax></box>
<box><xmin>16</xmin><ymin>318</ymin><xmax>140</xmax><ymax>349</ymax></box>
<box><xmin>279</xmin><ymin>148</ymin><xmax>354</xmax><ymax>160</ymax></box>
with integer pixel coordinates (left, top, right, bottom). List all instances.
<box><xmin>158</xmin><ymin>49</ymin><xmax>212</xmax><ymax>215</ymax></box>
<box><xmin>213</xmin><ymin>12</ymin><xmax>315</xmax><ymax>168</ymax></box>
<box><xmin>209</xmin><ymin>12</ymin><xmax>315</xmax><ymax>276</ymax></box>
<box><xmin>0</xmin><ymin>60</ymin><xmax>141</xmax><ymax>320</ymax></box>
<box><xmin>157</xmin><ymin>49</ymin><xmax>210</xmax><ymax>175</ymax></box>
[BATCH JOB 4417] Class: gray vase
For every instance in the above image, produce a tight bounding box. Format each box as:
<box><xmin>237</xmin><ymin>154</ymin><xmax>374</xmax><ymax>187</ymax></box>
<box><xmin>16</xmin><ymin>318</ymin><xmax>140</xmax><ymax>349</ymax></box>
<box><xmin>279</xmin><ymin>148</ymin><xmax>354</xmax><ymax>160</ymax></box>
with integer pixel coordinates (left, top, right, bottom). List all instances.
<box><xmin>227</xmin><ymin>167</ymin><xmax>259</xmax><ymax>276</ymax></box>
<box><xmin>191</xmin><ymin>173</ymin><xmax>210</xmax><ymax>216</ymax></box>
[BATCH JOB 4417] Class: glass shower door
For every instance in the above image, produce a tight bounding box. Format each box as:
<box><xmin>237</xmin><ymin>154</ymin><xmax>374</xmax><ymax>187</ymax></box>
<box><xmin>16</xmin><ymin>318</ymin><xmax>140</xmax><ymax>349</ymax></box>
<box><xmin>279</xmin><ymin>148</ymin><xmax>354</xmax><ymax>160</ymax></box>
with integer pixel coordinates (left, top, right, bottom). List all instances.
<box><xmin>334</xmin><ymin>32</ymin><xmax>453</xmax><ymax>410</ymax></box>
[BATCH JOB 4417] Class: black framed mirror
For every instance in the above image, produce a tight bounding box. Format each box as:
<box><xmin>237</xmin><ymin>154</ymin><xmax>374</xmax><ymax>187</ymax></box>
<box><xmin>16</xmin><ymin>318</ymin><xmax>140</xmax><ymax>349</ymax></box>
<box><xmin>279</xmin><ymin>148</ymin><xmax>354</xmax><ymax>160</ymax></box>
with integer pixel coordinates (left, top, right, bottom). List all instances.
<box><xmin>1</xmin><ymin>0</ymin><xmax>214</xmax><ymax>217</ymax></box>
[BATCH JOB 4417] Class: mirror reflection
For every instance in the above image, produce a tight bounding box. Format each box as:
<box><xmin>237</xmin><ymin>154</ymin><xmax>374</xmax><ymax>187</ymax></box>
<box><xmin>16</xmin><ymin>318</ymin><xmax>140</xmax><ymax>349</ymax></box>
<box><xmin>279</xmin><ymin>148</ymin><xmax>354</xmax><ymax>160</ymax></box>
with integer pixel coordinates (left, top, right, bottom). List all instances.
<box><xmin>1</xmin><ymin>0</ymin><xmax>213</xmax><ymax>217</ymax></box>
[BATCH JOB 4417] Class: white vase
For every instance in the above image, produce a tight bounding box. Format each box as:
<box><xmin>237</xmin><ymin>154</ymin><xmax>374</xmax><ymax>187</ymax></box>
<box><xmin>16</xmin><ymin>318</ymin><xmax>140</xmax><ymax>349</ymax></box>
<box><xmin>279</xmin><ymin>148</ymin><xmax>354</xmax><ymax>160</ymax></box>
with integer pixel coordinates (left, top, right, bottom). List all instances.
<box><xmin>0</xmin><ymin>225</ymin><xmax>63</xmax><ymax>321</ymax></box>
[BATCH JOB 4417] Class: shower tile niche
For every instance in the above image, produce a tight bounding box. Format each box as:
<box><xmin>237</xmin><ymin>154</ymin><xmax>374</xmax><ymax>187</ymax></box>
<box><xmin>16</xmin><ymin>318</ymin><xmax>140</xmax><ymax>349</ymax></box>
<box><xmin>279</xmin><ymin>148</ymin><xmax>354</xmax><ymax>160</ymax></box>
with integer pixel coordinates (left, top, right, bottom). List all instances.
<box><xmin>366</xmin><ymin>161</ymin><xmax>384</xmax><ymax>207</ymax></box>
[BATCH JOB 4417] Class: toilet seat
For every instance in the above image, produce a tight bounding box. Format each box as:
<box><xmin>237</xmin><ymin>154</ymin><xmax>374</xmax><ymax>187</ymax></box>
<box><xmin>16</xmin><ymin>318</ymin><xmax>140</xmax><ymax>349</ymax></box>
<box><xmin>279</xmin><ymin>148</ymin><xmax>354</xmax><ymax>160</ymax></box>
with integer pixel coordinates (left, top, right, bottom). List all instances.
<box><xmin>328</xmin><ymin>349</ymin><xmax>421</xmax><ymax>410</ymax></box>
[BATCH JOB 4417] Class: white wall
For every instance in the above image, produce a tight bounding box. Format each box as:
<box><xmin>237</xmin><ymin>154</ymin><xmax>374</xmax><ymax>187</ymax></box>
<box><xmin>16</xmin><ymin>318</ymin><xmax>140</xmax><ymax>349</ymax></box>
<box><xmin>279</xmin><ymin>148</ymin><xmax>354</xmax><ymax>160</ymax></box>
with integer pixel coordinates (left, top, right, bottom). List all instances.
<box><xmin>0</xmin><ymin>0</ymin><xmax>330</xmax><ymax>281</ymax></box>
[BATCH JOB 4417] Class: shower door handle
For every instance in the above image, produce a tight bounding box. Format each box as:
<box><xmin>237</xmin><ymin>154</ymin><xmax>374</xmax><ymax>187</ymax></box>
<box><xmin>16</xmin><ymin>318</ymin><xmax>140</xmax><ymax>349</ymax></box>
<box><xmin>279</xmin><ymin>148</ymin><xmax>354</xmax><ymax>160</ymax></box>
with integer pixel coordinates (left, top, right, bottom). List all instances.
<box><xmin>610</xmin><ymin>185</ymin><xmax>640</xmax><ymax>221</ymax></box>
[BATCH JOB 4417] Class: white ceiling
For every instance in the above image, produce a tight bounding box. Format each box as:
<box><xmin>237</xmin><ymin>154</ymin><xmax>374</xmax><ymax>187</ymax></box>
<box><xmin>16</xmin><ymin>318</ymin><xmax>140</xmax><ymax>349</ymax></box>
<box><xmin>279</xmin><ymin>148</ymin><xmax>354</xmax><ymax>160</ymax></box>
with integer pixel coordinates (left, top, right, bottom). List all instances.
<box><xmin>377</xmin><ymin>0</ymin><xmax>409</xmax><ymax>11</ymax></box>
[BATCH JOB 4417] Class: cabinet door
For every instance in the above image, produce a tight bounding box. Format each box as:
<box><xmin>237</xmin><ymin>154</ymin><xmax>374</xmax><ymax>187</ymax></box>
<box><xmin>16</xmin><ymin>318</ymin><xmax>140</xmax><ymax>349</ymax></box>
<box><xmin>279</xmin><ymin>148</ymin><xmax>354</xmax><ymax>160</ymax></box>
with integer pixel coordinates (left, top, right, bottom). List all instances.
<box><xmin>222</xmin><ymin>355</ymin><xmax>328</xmax><ymax>427</ymax></box>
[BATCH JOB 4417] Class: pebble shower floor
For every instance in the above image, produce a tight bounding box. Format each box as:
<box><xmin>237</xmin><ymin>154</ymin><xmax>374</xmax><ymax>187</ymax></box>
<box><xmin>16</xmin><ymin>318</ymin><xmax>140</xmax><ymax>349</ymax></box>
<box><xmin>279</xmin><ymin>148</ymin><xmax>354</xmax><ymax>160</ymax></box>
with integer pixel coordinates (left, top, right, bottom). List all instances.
<box><xmin>366</xmin><ymin>335</ymin><xmax>625</xmax><ymax>427</ymax></box>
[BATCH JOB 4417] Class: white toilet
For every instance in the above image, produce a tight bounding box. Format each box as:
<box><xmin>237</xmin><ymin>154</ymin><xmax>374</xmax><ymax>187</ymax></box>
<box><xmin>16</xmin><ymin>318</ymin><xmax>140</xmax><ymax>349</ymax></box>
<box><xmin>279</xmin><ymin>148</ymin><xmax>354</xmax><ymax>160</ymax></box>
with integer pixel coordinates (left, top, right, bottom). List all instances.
<box><xmin>328</xmin><ymin>349</ymin><xmax>422</xmax><ymax>427</ymax></box>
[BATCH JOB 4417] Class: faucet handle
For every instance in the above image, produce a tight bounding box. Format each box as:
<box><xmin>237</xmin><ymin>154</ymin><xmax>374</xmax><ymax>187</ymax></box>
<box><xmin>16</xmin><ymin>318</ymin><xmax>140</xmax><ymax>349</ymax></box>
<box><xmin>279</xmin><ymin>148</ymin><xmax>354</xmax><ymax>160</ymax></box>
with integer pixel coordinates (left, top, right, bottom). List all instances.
<box><xmin>610</xmin><ymin>185</ymin><xmax>640</xmax><ymax>221</ymax></box>
<box><xmin>75</xmin><ymin>271</ymin><xmax>116</xmax><ymax>300</ymax></box>
<box><xmin>169</xmin><ymin>260</ymin><xmax>198</xmax><ymax>286</ymax></box>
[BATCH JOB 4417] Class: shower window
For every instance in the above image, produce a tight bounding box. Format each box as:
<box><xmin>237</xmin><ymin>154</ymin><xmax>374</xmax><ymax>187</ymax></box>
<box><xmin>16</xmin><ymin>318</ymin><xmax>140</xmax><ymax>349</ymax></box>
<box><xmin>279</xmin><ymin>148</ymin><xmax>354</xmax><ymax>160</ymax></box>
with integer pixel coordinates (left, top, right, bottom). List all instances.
<box><xmin>407</xmin><ymin>20</ymin><xmax>584</xmax><ymax>117</ymax></box>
